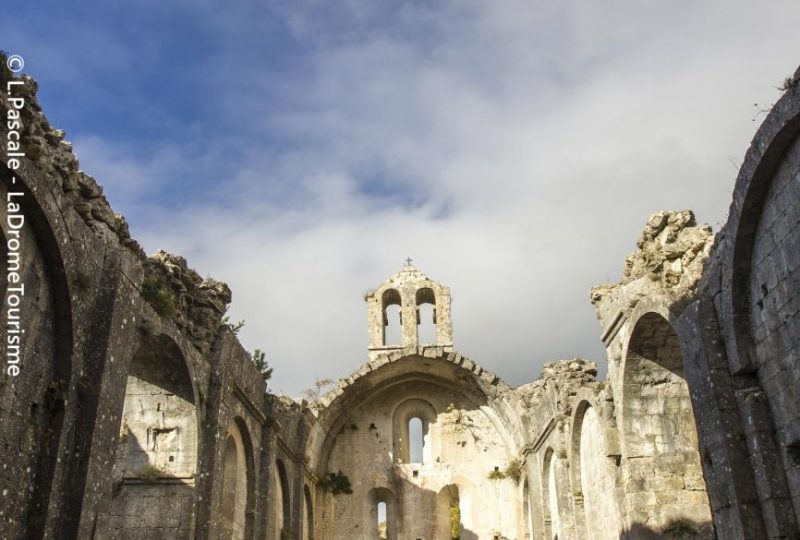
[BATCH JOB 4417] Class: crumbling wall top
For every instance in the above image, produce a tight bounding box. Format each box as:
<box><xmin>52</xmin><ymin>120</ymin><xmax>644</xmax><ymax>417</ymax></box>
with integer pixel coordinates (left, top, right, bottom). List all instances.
<box><xmin>590</xmin><ymin>210</ymin><xmax>714</xmax><ymax>334</ymax></box>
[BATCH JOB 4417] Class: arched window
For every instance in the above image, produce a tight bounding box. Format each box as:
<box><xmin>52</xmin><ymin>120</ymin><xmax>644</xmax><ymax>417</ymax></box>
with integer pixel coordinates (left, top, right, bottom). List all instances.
<box><xmin>369</xmin><ymin>488</ymin><xmax>396</xmax><ymax>540</ymax></box>
<box><xmin>382</xmin><ymin>288</ymin><xmax>402</xmax><ymax>345</ymax></box>
<box><xmin>415</xmin><ymin>287</ymin><xmax>437</xmax><ymax>344</ymax></box>
<box><xmin>392</xmin><ymin>399</ymin><xmax>437</xmax><ymax>464</ymax></box>
<box><xmin>408</xmin><ymin>417</ymin><xmax>424</xmax><ymax>463</ymax></box>
<box><xmin>377</xmin><ymin>501</ymin><xmax>387</xmax><ymax>539</ymax></box>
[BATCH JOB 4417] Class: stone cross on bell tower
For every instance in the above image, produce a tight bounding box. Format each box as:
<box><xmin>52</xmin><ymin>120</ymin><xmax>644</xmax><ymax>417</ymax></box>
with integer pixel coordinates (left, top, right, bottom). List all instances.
<box><xmin>365</xmin><ymin>262</ymin><xmax>453</xmax><ymax>359</ymax></box>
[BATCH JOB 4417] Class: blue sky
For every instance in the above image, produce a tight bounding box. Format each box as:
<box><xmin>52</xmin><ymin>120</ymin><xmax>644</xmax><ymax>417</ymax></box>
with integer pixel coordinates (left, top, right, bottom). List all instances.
<box><xmin>4</xmin><ymin>1</ymin><xmax>799</xmax><ymax>395</ymax></box>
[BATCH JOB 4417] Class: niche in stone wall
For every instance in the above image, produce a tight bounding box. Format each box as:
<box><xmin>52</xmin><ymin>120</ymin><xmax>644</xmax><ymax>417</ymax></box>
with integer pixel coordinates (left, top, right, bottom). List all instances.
<box><xmin>542</xmin><ymin>447</ymin><xmax>561</xmax><ymax>540</ymax></box>
<box><xmin>392</xmin><ymin>398</ymin><xmax>437</xmax><ymax>464</ymax></box>
<box><xmin>522</xmin><ymin>478</ymin><xmax>533</xmax><ymax>539</ymax></box>
<box><xmin>573</xmin><ymin>402</ymin><xmax>619</xmax><ymax>540</ymax></box>
<box><xmin>436</xmin><ymin>484</ymin><xmax>462</xmax><ymax>539</ymax></box>
<box><xmin>622</xmin><ymin>312</ymin><xmax>711</xmax><ymax>533</ymax></box>
<box><xmin>218</xmin><ymin>418</ymin><xmax>255</xmax><ymax>540</ymax></box>
<box><xmin>115</xmin><ymin>334</ymin><xmax>197</xmax><ymax>480</ymax></box>
<box><xmin>303</xmin><ymin>485</ymin><xmax>314</xmax><ymax>540</ymax></box>
<box><xmin>368</xmin><ymin>487</ymin><xmax>396</xmax><ymax>540</ymax></box>
<box><xmin>104</xmin><ymin>334</ymin><xmax>198</xmax><ymax>539</ymax></box>
<box><xmin>273</xmin><ymin>458</ymin><xmax>291</xmax><ymax>538</ymax></box>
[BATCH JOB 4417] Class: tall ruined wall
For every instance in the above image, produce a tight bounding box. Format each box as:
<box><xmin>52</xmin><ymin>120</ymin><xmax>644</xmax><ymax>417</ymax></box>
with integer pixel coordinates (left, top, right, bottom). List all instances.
<box><xmin>310</xmin><ymin>348</ymin><xmax>523</xmax><ymax>540</ymax></box>
<box><xmin>0</xmin><ymin>58</ymin><xmax>313</xmax><ymax>540</ymax></box>
<box><xmin>676</xmin><ymin>68</ymin><xmax>800</xmax><ymax>539</ymax></box>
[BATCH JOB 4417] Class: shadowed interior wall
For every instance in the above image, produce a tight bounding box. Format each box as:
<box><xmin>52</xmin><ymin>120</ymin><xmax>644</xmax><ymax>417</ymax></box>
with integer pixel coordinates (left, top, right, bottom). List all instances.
<box><xmin>621</xmin><ymin>313</ymin><xmax>710</xmax><ymax>534</ymax></box>
<box><xmin>322</xmin><ymin>372</ymin><xmax>517</xmax><ymax>539</ymax></box>
<box><xmin>101</xmin><ymin>335</ymin><xmax>198</xmax><ymax>539</ymax></box>
<box><xmin>748</xmin><ymin>134</ymin><xmax>800</xmax><ymax>516</ymax></box>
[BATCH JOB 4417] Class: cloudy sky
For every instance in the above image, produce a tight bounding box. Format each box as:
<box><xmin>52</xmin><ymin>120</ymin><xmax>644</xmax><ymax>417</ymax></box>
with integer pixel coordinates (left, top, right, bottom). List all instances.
<box><xmin>4</xmin><ymin>1</ymin><xmax>798</xmax><ymax>395</ymax></box>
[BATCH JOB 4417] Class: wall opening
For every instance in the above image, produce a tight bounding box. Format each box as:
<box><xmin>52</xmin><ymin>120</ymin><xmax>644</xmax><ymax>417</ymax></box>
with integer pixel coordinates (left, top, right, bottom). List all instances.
<box><xmin>369</xmin><ymin>488</ymin><xmax>396</xmax><ymax>540</ymax></box>
<box><xmin>382</xmin><ymin>288</ymin><xmax>402</xmax><ymax>346</ymax></box>
<box><xmin>393</xmin><ymin>399</ymin><xmax>436</xmax><ymax>464</ymax></box>
<box><xmin>436</xmin><ymin>484</ymin><xmax>461</xmax><ymax>539</ymax></box>
<box><xmin>416</xmin><ymin>287</ymin><xmax>437</xmax><ymax>344</ymax></box>
<box><xmin>377</xmin><ymin>501</ymin><xmax>387</xmax><ymax>539</ymax></box>
<box><xmin>409</xmin><ymin>417</ymin><xmax>424</xmax><ymax>463</ymax></box>
<box><xmin>622</xmin><ymin>312</ymin><xmax>710</xmax><ymax>531</ymax></box>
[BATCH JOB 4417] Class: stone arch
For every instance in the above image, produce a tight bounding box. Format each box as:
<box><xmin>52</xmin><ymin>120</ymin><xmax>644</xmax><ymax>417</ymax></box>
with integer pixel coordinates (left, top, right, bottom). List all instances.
<box><xmin>109</xmin><ymin>333</ymin><xmax>199</xmax><ymax>537</ymax></box>
<box><xmin>721</xmin><ymin>79</ymin><xmax>800</xmax><ymax>376</ymax></box>
<box><xmin>382</xmin><ymin>288</ymin><xmax>402</xmax><ymax>346</ymax></box>
<box><xmin>392</xmin><ymin>397</ymin><xmax>437</xmax><ymax>463</ymax></box>
<box><xmin>303</xmin><ymin>484</ymin><xmax>314</xmax><ymax>540</ymax></box>
<box><xmin>367</xmin><ymin>487</ymin><xmax>397</xmax><ymax>540</ymax></box>
<box><xmin>571</xmin><ymin>400</ymin><xmax>620</xmax><ymax>540</ymax></box>
<box><xmin>522</xmin><ymin>477</ymin><xmax>533</xmax><ymax>539</ymax></box>
<box><xmin>620</xmin><ymin>310</ymin><xmax>710</xmax><ymax>533</ymax></box>
<box><xmin>0</xmin><ymin>172</ymin><xmax>73</xmax><ymax>538</ymax></box>
<box><xmin>219</xmin><ymin>417</ymin><xmax>256</xmax><ymax>540</ymax></box>
<box><xmin>115</xmin><ymin>334</ymin><xmax>198</xmax><ymax>477</ymax></box>
<box><xmin>415</xmin><ymin>286</ymin><xmax>437</xmax><ymax>344</ymax></box>
<box><xmin>275</xmin><ymin>458</ymin><xmax>292</xmax><ymax>536</ymax></box>
<box><xmin>541</xmin><ymin>447</ymin><xmax>560</xmax><ymax>540</ymax></box>
<box><xmin>436</xmin><ymin>483</ymin><xmax>461</xmax><ymax>539</ymax></box>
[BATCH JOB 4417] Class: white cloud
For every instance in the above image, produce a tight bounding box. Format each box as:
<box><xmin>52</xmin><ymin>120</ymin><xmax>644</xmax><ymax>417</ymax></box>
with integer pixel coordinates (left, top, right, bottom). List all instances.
<box><xmin>74</xmin><ymin>0</ymin><xmax>800</xmax><ymax>395</ymax></box>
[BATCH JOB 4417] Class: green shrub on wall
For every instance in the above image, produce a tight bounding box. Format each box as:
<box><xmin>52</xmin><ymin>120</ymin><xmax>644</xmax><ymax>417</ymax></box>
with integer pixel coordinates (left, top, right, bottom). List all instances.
<box><xmin>450</xmin><ymin>497</ymin><xmax>461</xmax><ymax>539</ymax></box>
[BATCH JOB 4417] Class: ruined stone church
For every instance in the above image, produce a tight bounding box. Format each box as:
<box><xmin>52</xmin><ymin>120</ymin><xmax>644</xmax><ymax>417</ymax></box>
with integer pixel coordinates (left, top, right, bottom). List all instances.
<box><xmin>2</xmin><ymin>55</ymin><xmax>800</xmax><ymax>539</ymax></box>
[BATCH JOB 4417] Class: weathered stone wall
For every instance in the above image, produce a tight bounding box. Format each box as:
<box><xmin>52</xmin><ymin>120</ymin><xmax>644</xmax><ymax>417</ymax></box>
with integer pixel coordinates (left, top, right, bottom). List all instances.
<box><xmin>318</xmin><ymin>357</ymin><xmax>518</xmax><ymax>539</ymax></box>
<box><xmin>0</xmin><ymin>58</ymin><xmax>312</xmax><ymax>540</ymax></box>
<box><xmin>675</xmin><ymin>67</ymin><xmax>800</xmax><ymax>539</ymax></box>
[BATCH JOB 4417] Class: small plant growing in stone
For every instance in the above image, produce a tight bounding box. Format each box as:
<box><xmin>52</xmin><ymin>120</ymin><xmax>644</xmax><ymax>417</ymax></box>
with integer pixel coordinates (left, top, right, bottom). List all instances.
<box><xmin>488</xmin><ymin>467</ymin><xmax>506</xmax><ymax>481</ymax></box>
<box><xmin>503</xmin><ymin>458</ymin><xmax>523</xmax><ymax>483</ymax></box>
<box><xmin>780</xmin><ymin>76</ymin><xmax>797</xmax><ymax>92</ymax></box>
<box><xmin>140</xmin><ymin>277</ymin><xmax>176</xmax><ymax>317</ymax></box>
<box><xmin>250</xmin><ymin>349</ymin><xmax>273</xmax><ymax>382</ymax></box>
<box><xmin>449</xmin><ymin>497</ymin><xmax>461</xmax><ymax>539</ymax></box>
<box><xmin>320</xmin><ymin>470</ymin><xmax>353</xmax><ymax>495</ymax></box>
<box><xmin>222</xmin><ymin>315</ymin><xmax>246</xmax><ymax>334</ymax></box>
